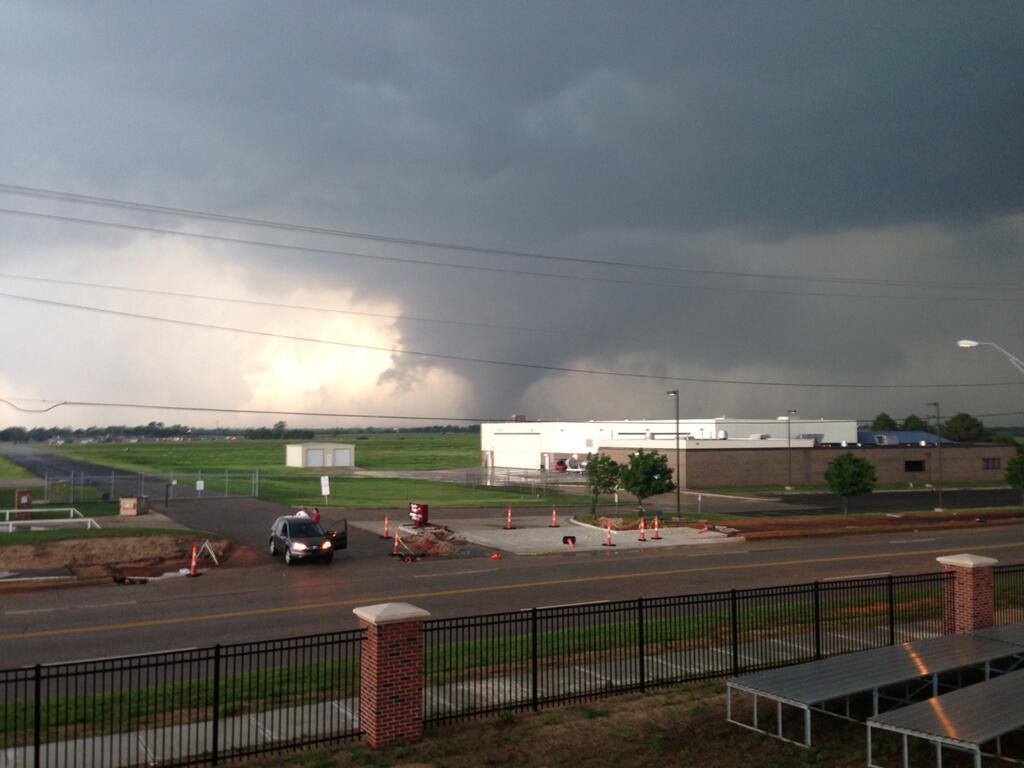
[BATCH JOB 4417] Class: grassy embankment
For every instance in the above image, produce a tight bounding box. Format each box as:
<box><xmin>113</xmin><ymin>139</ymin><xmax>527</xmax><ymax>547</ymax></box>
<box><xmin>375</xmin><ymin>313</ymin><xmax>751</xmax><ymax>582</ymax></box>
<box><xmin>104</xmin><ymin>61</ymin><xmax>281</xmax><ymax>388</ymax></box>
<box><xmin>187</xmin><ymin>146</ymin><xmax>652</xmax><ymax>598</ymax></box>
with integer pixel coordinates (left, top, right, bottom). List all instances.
<box><xmin>0</xmin><ymin>454</ymin><xmax>38</xmax><ymax>480</ymax></box>
<box><xmin>49</xmin><ymin>435</ymin><xmax>586</xmax><ymax>508</ymax></box>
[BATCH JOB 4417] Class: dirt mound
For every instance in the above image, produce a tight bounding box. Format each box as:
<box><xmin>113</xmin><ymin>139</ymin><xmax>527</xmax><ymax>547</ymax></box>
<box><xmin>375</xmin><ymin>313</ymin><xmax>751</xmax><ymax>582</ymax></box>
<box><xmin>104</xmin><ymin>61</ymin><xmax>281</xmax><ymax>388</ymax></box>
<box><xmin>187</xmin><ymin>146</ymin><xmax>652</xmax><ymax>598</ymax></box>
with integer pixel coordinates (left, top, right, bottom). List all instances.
<box><xmin>0</xmin><ymin>535</ymin><xmax>232</xmax><ymax>578</ymax></box>
<box><xmin>400</xmin><ymin>526</ymin><xmax>468</xmax><ymax>556</ymax></box>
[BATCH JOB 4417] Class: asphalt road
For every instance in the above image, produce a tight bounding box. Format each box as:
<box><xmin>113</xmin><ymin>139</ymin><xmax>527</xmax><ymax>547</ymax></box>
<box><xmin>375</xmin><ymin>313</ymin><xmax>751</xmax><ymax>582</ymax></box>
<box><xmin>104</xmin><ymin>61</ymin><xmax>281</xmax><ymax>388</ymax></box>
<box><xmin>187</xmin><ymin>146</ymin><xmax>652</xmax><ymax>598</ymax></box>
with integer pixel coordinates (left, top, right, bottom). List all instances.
<box><xmin>3</xmin><ymin>521</ymin><xmax>1024</xmax><ymax>668</ymax></box>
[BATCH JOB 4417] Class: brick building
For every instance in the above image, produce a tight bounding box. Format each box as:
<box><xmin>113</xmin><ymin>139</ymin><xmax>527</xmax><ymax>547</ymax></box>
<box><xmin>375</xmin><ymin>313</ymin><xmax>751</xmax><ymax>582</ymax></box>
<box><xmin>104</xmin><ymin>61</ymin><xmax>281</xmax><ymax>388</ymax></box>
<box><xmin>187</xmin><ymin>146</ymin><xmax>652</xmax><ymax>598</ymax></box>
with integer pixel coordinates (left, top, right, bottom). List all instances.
<box><xmin>596</xmin><ymin>442</ymin><xmax>1016</xmax><ymax>489</ymax></box>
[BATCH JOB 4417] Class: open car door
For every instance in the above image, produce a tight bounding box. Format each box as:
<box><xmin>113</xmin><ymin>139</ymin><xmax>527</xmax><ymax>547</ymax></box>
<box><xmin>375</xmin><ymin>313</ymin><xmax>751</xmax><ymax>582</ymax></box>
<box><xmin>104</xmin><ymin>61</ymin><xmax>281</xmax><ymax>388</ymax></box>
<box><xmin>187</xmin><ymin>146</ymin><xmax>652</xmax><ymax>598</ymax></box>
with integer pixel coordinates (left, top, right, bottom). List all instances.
<box><xmin>327</xmin><ymin>519</ymin><xmax>348</xmax><ymax>550</ymax></box>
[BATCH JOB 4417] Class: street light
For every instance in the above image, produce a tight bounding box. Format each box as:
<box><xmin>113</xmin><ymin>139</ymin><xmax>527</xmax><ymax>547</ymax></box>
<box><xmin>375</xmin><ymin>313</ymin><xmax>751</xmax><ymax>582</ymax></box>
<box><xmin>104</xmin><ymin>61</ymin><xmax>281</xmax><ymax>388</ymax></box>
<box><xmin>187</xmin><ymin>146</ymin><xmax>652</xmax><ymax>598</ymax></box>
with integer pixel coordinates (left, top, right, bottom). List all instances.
<box><xmin>786</xmin><ymin>409</ymin><xmax>798</xmax><ymax>490</ymax></box>
<box><xmin>666</xmin><ymin>390</ymin><xmax>681</xmax><ymax>514</ymax></box>
<box><xmin>926</xmin><ymin>401</ymin><xmax>944</xmax><ymax>511</ymax></box>
<box><xmin>956</xmin><ymin>339</ymin><xmax>1024</xmax><ymax>375</ymax></box>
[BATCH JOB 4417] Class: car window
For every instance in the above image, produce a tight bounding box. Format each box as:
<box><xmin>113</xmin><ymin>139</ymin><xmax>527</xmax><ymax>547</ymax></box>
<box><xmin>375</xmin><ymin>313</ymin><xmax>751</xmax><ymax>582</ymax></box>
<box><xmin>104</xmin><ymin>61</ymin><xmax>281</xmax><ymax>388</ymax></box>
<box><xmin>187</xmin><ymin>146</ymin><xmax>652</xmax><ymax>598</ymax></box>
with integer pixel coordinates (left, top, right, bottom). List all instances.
<box><xmin>281</xmin><ymin>522</ymin><xmax>289</xmax><ymax>538</ymax></box>
<box><xmin>290</xmin><ymin>521</ymin><xmax>325</xmax><ymax>538</ymax></box>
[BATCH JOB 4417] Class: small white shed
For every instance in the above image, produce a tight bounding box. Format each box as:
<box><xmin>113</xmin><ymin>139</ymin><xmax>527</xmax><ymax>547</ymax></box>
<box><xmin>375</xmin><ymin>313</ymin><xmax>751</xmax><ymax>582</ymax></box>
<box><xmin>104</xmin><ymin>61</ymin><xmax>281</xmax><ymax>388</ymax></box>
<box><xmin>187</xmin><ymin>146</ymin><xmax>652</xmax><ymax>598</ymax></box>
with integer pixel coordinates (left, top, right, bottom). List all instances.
<box><xmin>286</xmin><ymin>442</ymin><xmax>356</xmax><ymax>469</ymax></box>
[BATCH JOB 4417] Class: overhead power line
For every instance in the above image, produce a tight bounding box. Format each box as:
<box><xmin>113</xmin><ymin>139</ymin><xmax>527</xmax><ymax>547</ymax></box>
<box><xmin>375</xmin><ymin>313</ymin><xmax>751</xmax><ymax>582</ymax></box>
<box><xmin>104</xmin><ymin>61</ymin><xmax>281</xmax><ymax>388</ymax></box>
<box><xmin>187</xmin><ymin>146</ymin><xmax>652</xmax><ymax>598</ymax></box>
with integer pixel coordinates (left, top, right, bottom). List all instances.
<box><xmin>2</xmin><ymin>394</ymin><xmax>1021</xmax><ymax>425</ymax></box>
<box><xmin>0</xmin><ymin>396</ymin><xmax>488</xmax><ymax>421</ymax></box>
<box><xmin>0</xmin><ymin>207</ymin><xmax>1017</xmax><ymax>304</ymax></box>
<box><xmin>0</xmin><ymin>272</ymin><xmax>999</xmax><ymax>366</ymax></box>
<box><xmin>2</xmin><ymin>290</ymin><xmax>1020</xmax><ymax>390</ymax></box>
<box><xmin>1</xmin><ymin>181</ymin><xmax>1021</xmax><ymax>292</ymax></box>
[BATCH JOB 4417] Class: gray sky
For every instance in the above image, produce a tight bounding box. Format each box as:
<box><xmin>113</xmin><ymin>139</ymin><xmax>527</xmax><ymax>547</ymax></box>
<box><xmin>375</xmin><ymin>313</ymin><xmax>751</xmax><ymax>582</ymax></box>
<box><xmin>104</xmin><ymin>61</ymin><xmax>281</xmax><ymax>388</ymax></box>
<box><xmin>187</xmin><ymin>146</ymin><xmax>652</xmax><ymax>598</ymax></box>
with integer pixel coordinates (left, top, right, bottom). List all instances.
<box><xmin>2</xmin><ymin>1</ymin><xmax>1023</xmax><ymax>429</ymax></box>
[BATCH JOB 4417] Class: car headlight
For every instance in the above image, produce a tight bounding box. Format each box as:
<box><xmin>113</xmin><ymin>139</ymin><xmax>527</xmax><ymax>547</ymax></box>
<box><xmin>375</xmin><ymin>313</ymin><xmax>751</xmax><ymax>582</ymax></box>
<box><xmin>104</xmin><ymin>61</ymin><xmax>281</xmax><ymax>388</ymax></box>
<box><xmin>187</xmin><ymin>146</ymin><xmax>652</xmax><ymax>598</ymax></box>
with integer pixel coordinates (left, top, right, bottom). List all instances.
<box><xmin>291</xmin><ymin>542</ymin><xmax>308</xmax><ymax>551</ymax></box>
<box><xmin>321</xmin><ymin>541</ymin><xmax>332</xmax><ymax>550</ymax></box>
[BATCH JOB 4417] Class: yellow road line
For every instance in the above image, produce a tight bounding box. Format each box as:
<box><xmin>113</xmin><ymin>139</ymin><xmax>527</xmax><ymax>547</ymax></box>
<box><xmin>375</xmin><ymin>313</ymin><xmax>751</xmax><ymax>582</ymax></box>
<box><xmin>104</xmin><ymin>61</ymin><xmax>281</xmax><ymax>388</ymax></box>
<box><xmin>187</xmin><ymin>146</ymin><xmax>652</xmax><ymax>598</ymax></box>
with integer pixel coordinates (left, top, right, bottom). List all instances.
<box><xmin>5</xmin><ymin>540</ymin><xmax>1023</xmax><ymax>641</ymax></box>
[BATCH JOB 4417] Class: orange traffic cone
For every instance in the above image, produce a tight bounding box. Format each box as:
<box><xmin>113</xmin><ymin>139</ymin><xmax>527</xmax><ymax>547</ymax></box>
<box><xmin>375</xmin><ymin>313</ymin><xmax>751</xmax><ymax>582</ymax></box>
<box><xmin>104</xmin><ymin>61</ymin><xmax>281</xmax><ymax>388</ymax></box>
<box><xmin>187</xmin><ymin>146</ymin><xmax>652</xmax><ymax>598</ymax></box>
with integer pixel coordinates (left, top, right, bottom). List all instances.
<box><xmin>391</xmin><ymin>530</ymin><xmax>401</xmax><ymax>556</ymax></box>
<box><xmin>505</xmin><ymin>506</ymin><xmax>515</xmax><ymax>530</ymax></box>
<box><xmin>549</xmin><ymin>505</ymin><xmax>560</xmax><ymax>528</ymax></box>
<box><xmin>380</xmin><ymin>514</ymin><xmax>390</xmax><ymax>539</ymax></box>
<box><xmin>189</xmin><ymin>544</ymin><xmax>198</xmax><ymax>576</ymax></box>
<box><xmin>638</xmin><ymin>517</ymin><xmax>647</xmax><ymax>542</ymax></box>
<box><xmin>652</xmin><ymin>516</ymin><xmax>662</xmax><ymax>541</ymax></box>
<box><xmin>602</xmin><ymin>520</ymin><xmax>616</xmax><ymax>547</ymax></box>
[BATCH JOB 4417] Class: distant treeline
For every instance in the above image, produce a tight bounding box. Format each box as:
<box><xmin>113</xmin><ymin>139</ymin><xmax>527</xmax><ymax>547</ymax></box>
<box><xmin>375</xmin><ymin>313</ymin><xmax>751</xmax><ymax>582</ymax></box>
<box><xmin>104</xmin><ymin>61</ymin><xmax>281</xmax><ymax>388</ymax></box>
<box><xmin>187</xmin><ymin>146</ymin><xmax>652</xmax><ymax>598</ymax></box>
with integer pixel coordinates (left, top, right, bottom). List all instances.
<box><xmin>0</xmin><ymin>420</ymin><xmax>481</xmax><ymax>443</ymax></box>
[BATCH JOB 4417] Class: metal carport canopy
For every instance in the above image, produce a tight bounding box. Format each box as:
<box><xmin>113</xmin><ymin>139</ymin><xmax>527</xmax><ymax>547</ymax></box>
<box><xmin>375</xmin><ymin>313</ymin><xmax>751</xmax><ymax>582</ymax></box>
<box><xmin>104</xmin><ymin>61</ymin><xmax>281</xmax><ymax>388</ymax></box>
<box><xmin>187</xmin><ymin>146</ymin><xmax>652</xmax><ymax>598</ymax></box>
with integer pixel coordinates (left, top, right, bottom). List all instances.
<box><xmin>729</xmin><ymin>634</ymin><xmax>1020</xmax><ymax>706</ymax></box>
<box><xmin>974</xmin><ymin>623</ymin><xmax>1024</xmax><ymax>647</ymax></box>
<box><xmin>868</xmin><ymin>666</ymin><xmax>1024</xmax><ymax>754</ymax></box>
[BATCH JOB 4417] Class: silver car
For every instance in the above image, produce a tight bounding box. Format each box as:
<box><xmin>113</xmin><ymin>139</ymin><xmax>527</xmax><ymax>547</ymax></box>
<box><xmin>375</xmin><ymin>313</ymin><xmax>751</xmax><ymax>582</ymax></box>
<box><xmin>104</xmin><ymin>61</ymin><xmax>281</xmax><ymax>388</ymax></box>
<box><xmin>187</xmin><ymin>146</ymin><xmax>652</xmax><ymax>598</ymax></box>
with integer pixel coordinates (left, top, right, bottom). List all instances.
<box><xmin>268</xmin><ymin>515</ymin><xmax>337</xmax><ymax>565</ymax></box>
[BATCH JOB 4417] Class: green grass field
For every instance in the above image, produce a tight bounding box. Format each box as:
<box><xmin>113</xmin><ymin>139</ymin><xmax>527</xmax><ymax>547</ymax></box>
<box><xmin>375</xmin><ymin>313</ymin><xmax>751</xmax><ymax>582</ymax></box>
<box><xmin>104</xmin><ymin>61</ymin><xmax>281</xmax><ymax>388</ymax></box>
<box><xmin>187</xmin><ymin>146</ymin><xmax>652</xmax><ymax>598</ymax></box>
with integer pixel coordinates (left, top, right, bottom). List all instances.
<box><xmin>258</xmin><ymin>475</ymin><xmax>587</xmax><ymax>509</ymax></box>
<box><xmin>51</xmin><ymin>433</ymin><xmax>479</xmax><ymax>472</ymax></box>
<box><xmin>0</xmin><ymin>454</ymin><xmax>37</xmax><ymax>480</ymax></box>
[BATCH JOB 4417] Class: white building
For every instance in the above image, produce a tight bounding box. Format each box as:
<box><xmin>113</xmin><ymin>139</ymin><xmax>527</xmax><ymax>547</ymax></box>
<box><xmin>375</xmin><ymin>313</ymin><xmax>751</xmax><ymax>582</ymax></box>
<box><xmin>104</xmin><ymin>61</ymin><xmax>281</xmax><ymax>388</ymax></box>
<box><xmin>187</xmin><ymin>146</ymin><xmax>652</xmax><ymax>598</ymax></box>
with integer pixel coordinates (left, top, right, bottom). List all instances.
<box><xmin>480</xmin><ymin>417</ymin><xmax>858</xmax><ymax>470</ymax></box>
<box><xmin>286</xmin><ymin>442</ymin><xmax>355</xmax><ymax>469</ymax></box>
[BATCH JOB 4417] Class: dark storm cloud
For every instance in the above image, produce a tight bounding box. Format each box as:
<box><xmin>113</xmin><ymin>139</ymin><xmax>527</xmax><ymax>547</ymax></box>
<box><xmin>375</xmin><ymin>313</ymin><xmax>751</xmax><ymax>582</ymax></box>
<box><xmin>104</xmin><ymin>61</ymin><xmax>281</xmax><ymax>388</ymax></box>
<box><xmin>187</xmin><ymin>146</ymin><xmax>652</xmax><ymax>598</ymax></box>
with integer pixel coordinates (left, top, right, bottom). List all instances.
<box><xmin>1</xmin><ymin>1</ymin><xmax>1022</xmax><ymax>427</ymax></box>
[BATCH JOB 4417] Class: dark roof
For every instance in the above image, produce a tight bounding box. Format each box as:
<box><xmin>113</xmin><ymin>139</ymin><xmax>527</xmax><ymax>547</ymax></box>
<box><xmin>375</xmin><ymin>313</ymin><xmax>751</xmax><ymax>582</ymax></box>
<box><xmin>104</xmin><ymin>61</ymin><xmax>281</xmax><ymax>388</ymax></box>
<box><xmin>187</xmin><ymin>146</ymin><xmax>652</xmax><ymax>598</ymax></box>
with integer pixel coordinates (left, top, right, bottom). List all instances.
<box><xmin>856</xmin><ymin>429</ymin><xmax>953</xmax><ymax>445</ymax></box>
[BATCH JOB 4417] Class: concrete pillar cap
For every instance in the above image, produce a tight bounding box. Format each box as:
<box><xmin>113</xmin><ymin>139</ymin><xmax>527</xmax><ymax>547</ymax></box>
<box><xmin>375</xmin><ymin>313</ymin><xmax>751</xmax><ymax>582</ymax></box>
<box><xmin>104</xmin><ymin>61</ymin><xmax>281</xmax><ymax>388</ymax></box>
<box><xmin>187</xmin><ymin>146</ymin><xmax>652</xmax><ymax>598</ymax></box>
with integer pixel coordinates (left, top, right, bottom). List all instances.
<box><xmin>936</xmin><ymin>554</ymin><xmax>999</xmax><ymax>569</ymax></box>
<box><xmin>353</xmin><ymin>602</ymin><xmax>431</xmax><ymax>625</ymax></box>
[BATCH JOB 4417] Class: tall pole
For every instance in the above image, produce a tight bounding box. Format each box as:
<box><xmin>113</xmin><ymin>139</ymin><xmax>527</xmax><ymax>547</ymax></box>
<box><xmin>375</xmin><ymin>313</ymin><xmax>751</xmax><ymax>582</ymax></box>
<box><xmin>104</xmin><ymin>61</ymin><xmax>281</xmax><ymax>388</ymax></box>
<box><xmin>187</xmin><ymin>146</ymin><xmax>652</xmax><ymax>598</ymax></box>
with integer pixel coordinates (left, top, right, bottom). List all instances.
<box><xmin>927</xmin><ymin>401</ymin><xmax>944</xmax><ymax>511</ymax></box>
<box><xmin>667</xmin><ymin>390</ymin><xmax>680</xmax><ymax>514</ymax></box>
<box><xmin>786</xmin><ymin>409</ymin><xmax>797</xmax><ymax>490</ymax></box>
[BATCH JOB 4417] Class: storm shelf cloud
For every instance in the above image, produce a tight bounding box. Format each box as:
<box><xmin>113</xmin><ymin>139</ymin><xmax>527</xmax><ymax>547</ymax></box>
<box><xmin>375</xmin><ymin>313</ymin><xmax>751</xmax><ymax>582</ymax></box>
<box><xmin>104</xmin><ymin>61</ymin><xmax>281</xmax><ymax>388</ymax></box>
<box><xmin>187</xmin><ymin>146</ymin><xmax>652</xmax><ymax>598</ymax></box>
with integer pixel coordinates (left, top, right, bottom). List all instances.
<box><xmin>1</xmin><ymin>1</ymin><xmax>1022</xmax><ymax>429</ymax></box>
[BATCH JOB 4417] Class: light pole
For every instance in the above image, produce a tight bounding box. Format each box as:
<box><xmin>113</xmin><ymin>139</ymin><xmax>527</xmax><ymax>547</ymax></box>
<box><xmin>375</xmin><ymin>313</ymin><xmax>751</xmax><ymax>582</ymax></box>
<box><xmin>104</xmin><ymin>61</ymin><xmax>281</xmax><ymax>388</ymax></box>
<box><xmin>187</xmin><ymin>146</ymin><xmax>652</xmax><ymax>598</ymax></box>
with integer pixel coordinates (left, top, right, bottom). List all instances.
<box><xmin>927</xmin><ymin>401</ymin><xmax>944</xmax><ymax>511</ymax></box>
<box><xmin>786</xmin><ymin>409</ymin><xmax>798</xmax><ymax>490</ymax></box>
<box><xmin>666</xmin><ymin>390</ymin><xmax>680</xmax><ymax>514</ymax></box>
<box><xmin>957</xmin><ymin>339</ymin><xmax>1024</xmax><ymax>375</ymax></box>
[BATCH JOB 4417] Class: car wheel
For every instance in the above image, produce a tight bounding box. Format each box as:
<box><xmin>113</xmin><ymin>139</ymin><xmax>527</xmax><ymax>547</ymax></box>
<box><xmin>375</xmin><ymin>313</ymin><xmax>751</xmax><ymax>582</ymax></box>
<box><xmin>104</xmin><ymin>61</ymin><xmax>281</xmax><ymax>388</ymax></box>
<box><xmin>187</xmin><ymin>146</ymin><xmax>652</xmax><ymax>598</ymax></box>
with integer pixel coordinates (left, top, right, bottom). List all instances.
<box><xmin>269</xmin><ymin>539</ymin><xmax>277</xmax><ymax>556</ymax></box>
<box><xmin>284</xmin><ymin>549</ymin><xmax>293</xmax><ymax>565</ymax></box>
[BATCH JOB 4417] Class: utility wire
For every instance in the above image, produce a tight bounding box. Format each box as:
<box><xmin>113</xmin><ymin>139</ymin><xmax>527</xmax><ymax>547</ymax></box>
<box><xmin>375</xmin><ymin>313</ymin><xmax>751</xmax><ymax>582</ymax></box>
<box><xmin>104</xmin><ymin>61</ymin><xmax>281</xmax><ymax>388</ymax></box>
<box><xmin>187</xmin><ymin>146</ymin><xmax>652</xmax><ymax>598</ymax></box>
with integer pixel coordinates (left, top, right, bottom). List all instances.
<box><xmin>2</xmin><ymin>394</ymin><xmax>1021</xmax><ymax>424</ymax></box>
<box><xmin>1</xmin><ymin>290</ymin><xmax>1020</xmax><ymax>390</ymax></box>
<box><xmin>0</xmin><ymin>396</ymin><xmax>488</xmax><ymax>421</ymax></box>
<box><xmin>0</xmin><ymin>206</ymin><xmax>1017</xmax><ymax>304</ymax></box>
<box><xmin>1</xmin><ymin>181</ymin><xmax>1020</xmax><ymax>292</ymax></box>
<box><xmin>0</xmin><ymin>272</ymin><xmax>992</xmax><ymax>365</ymax></box>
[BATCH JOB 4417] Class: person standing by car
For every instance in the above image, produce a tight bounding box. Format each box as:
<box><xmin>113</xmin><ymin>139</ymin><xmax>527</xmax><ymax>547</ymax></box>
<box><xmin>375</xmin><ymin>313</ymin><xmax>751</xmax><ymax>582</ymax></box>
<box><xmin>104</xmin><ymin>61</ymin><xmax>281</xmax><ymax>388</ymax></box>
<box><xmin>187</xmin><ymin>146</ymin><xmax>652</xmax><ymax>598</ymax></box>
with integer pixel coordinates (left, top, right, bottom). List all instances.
<box><xmin>310</xmin><ymin>508</ymin><xmax>321</xmax><ymax>523</ymax></box>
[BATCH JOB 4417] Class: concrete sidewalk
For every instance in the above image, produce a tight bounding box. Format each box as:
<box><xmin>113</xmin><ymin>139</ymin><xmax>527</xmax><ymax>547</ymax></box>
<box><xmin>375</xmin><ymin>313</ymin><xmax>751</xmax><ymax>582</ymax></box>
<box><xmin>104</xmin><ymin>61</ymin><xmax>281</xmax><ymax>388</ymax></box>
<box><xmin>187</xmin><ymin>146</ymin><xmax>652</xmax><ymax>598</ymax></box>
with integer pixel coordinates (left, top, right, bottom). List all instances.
<box><xmin>350</xmin><ymin>514</ymin><xmax>741</xmax><ymax>555</ymax></box>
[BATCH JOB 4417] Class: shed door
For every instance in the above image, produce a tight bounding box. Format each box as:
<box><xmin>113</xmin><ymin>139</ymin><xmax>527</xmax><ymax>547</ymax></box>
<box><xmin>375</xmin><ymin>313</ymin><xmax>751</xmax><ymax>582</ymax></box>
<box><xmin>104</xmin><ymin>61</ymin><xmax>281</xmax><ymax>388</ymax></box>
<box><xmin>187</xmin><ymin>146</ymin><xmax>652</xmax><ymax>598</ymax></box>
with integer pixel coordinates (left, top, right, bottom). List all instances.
<box><xmin>494</xmin><ymin>433</ymin><xmax>543</xmax><ymax>469</ymax></box>
<box><xmin>305</xmin><ymin>448</ymin><xmax>325</xmax><ymax>467</ymax></box>
<box><xmin>332</xmin><ymin>448</ymin><xmax>352</xmax><ymax>466</ymax></box>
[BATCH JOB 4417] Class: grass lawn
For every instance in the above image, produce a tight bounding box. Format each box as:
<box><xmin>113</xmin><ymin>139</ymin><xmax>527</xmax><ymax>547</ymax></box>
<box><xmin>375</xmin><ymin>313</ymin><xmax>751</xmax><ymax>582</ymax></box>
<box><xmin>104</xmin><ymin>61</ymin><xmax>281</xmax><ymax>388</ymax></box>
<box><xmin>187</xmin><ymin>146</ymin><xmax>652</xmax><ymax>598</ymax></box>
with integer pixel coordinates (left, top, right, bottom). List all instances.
<box><xmin>0</xmin><ymin>454</ymin><xmax>37</xmax><ymax>480</ymax></box>
<box><xmin>49</xmin><ymin>433</ymin><xmax>480</xmax><ymax>473</ymax></box>
<box><xmin>703</xmin><ymin>480</ymin><xmax>1009</xmax><ymax>494</ymax></box>
<box><xmin>259</xmin><ymin>475</ymin><xmax>589</xmax><ymax>509</ymax></box>
<box><xmin>240</xmin><ymin>682</ymin><xmax>941</xmax><ymax>768</ymax></box>
<box><xmin>0</xmin><ymin>528</ymin><xmax>204</xmax><ymax>546</ymax></box>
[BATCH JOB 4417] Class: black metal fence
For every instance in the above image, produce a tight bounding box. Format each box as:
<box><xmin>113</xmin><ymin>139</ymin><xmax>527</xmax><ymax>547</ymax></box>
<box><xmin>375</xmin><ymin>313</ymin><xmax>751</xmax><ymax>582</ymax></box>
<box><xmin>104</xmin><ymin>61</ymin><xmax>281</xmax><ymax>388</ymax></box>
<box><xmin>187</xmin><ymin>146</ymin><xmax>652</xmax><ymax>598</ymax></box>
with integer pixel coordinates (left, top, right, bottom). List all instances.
<box><xmin>995</xmin><ymin>563</ymin><xmax>1024</xmax><ymax>625</ymax></box>
<box><xmin>0</xmin><ymin>630</ymin><xmax>363</xmax><ymax>768</ymax></box>
<box><xmin>422</xmin><ymin>572</ymin><xmax>953</xmax><ymax>724</ymax></box>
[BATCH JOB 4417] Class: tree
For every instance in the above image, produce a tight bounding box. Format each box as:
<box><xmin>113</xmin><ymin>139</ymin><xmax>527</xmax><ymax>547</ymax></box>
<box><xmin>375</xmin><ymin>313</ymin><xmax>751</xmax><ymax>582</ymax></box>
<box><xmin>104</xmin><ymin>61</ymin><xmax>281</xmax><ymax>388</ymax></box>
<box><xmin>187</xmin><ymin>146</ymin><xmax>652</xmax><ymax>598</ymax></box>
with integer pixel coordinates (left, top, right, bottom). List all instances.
<box><xmin>272</xmin><ymin>420</ymin><xmax>288</xmax><ymax>437</ymax></box>
<box><xmin>618</xmin><ymin>449</ymin><xmax>675</xmax><ymax>512</ymax></box>
<box><xmin>871</xmin><ymin>412</ymin><xmax>898</xmax><ymax>431</ymax></box>
<box><xmin>824</xmin><ymin>453</ymin><xmax>877</xmax><ymax>515</ymax></box>
<box><xmin>992</xmin><ymin>432</ymin><xmax>1024</xmax><ymax>455</ymax></box>
<box><xmin>1006</xmin><ymin>455</ymin><xmax>1024</xmax><ymax>503</ymax></box>
<box><xmin>585</xmin><ymin>453</ymin><xmax>620</xmax><ymax>516</ymax></box>
<box><xmin>902</xmin><ymin>414</ymin><xmax>928</xmax><ymax>432</ymax></box>
<box><xmin>941</xmin><ymin>412</ymin><xmax>991</xmax><ymax>443</ymax></box>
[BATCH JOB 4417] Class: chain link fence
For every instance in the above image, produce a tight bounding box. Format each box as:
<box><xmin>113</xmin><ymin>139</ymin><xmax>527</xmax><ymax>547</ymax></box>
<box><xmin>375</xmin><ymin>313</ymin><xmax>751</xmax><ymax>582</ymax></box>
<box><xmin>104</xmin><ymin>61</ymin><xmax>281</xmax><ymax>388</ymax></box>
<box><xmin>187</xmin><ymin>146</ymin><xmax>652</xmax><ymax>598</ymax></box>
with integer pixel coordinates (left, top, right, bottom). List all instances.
<box><xmin>39</xmin><ymin>470</ymin><xmax>259</xmax><ymax>504</ymax></box>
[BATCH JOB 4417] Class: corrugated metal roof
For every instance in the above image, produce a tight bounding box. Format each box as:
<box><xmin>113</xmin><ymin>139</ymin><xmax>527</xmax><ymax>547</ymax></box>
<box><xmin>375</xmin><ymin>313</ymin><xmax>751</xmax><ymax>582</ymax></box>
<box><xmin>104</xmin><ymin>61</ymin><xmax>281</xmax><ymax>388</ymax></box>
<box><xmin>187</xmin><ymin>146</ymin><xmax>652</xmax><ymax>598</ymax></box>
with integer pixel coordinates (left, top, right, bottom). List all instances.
<box><xmin>729</xmin><ymin>634</ymin><xmax>1019</xmax><ymax>705</ymax></box>
<box><xmin>869</xmin><ymin>667</ymin><xmax>1024</xmax><ymax>746</ymax></box>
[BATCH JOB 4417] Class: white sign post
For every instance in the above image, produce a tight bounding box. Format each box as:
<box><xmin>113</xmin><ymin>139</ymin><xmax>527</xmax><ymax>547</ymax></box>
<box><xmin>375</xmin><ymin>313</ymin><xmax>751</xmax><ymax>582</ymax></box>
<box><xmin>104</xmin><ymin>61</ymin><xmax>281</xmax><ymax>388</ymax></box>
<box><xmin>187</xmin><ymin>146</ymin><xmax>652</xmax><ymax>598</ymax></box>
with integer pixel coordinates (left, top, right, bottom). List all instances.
<box><xmin>320</xmin><ymin>475</ymin><xmax>330</xmax><ymax>506</ymax></box>
<box><xmin>196</xmin><ymin>479</ymin><xmax>205</xmax><ymax>495</ymax></box>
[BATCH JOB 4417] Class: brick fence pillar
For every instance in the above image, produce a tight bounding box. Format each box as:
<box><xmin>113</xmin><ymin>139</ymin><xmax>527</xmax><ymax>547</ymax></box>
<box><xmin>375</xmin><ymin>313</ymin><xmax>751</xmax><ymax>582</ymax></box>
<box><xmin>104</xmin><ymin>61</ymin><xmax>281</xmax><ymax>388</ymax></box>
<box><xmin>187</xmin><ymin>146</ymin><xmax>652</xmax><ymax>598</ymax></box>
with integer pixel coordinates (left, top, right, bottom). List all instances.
<box><xmin>354</xmin><ymin>602</ymin><xmax>430</xmax><ymax>748</ymax></box>
<box><xmin>936</xmin><ymin>554</ymin><xmax>997</xmax><ymax>634</ymax></box>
